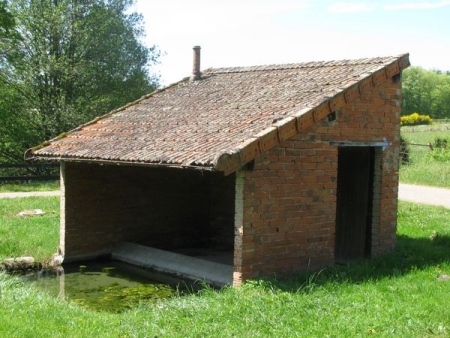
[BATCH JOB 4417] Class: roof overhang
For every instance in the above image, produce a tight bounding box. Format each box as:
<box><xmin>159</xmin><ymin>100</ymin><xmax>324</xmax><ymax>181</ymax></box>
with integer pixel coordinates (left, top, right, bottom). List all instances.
<box><xmin>29</xmin><ymin>156</ymin><xmax>216</xmax><ymax>173</ymax></box>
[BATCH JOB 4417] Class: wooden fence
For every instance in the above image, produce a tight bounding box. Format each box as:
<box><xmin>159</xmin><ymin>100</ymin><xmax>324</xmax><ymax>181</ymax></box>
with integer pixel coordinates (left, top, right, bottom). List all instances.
<box><xmin>407</xmin><ymin>142</ymin><xmax>434</xmax><ymax>150</ymax></box>
<box><xmin>400</xmin><ymin>142</ymin><xmax>434</xmax><ymax>164</ymax></box>
<box><xmin>0</xmin><ymin>163</ymin><xmax>59</xmax><ymax>181</ymax></box>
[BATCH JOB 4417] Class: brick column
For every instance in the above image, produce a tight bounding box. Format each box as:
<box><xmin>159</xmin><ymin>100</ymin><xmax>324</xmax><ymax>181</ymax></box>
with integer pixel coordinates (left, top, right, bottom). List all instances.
<box><xmin>233</xmin><ymin>170</ymin><xmax>245</xmax><ymax>286</ymax></box>
<box><xmin>59</xmin><ymin>161</ymin><xmax>66</xmax><ymax>257</ymax></box>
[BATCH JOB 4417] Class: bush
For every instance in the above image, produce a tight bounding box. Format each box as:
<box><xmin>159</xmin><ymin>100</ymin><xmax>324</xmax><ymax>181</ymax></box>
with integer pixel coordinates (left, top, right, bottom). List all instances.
<box><xmin>399</xmin><ymin>135</ymin><xmax>410</xmax><ymax>164</ymax></box>
<box><xmin>401</xmin><ymin>112</ymin><xmax>433</xmax><ymax>126</ymax></box>
<box><xmin>433</xmin><ymin>137</ymin><xmax>449</xmax><ymax>149</ymax></box>
<box><xmin>429</xmin><ymin>136</ymin><xmax>450</xmax><ymax>162</ymax></box>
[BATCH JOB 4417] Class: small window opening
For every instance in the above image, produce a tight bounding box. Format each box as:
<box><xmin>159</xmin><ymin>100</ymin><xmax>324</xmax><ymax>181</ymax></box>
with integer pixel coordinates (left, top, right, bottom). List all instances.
<box><xmin>327</xmin><ymin>111</ymin><xmax>337</xmax><ymax>122</ymax></box>
<box><xmin>393</xmin><ymin>73</ymin><xmax>401</xmax><ymax>83</ymax></box>
<box><xmin>244</xmin><ymin>160</ymin><xmax>255</xmax><ymax>171</ymax></box>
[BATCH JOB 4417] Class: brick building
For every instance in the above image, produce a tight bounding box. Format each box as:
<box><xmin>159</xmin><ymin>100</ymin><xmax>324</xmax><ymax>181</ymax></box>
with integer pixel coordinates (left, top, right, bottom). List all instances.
<box><xmin>27</xmin><ymin>50</ymin><xmax>410</xmax><ymax>286</ymax></box>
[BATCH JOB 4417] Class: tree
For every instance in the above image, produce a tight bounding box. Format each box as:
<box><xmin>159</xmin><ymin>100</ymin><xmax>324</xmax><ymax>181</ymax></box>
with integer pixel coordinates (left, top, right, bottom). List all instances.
<box><xmin>0</xmin><ymin>0</ymin><xmax>159</xmax><ymax>165</ymax></box>
<box><xmin>0</xmin><ymin>1</ymin><xmax>28</xmax><ymax>165</ymax></box>
<box><xmin>402</xmin><ymin>67</ymin><xmax>437</xmax><ymax>117</ymax></box>
<box><xmin>0</xmin><ymin>0</ymin><xmax>20</xmax><ymax>66</ymax></box>
<box><xmin>431</xmin><ymin>81</ymin><xmax>450</xmax><ymax>119</ymax></box>
<box><xmin>402</xmin><ymin>67</ymin><xmax>450</xmax><ymax>119</ymax></box>
<box><xmin>0</xmin><ymin>0</ymin><xmax>14</xmax><ymax>33</ymax></box>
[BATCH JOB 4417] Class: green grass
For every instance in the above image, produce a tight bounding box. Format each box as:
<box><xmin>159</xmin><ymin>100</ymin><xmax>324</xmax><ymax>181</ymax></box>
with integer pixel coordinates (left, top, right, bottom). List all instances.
<box><xmin>400</xmin><ymin>123</ymin><xmax>450</xmax><ymax>188</ymax></box>
<box><xmin>0</xmin><ymin>180</ymin><xmax>60</xmax><ymax>193</ymax></box>
<box><xmin>0</xmin><ymin>197</ymin><xmax>59</xmax><ymax>261</ymax></box>
<box><xmin>1</xmin><ymin>198</ymin><xmax>450</xmax><ymax>337</ymax></box>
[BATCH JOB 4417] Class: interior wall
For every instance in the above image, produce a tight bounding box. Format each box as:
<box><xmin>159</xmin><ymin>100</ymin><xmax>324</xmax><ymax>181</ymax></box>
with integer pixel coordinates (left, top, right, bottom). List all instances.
<box><xmin>209</xmin><ymin>172</ymin><xmax>236</xmax><ymax>250</ymax></box>
<box><xmin>61</xmin><ymin>162</ymin><xmax>235</xmax><ymax>260</ymax></box>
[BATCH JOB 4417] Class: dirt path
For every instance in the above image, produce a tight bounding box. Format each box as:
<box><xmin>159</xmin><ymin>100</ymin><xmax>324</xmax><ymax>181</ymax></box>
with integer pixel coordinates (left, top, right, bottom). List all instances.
<box><xmin>0</xmin><ymin>191</ymin><xmax>60</xmax><ymax>199</ymax></box>
<box><xmin>398</xmin><ymin>183</ymin><xmax>450</xmax><ymax>209</ymax></box>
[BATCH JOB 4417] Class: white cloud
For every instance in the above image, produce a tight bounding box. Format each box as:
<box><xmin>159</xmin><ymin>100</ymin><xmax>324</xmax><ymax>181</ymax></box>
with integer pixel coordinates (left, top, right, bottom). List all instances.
<box><xmin>327</xmin><ymin>2</ymin><xmax>374</xmax><ymax>13</ymax></box>
<box><xmin>384</xmin><ymin>0</ymin><xmax>450</xmax><ymax>10</ymax></box>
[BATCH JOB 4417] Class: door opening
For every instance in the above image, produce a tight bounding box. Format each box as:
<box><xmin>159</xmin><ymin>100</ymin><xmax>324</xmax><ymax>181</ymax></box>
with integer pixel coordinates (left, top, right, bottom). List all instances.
<box><xmin>335</xmin><ymin>146</ymin><xmax>375</xmax><ymax>262</ymax></box>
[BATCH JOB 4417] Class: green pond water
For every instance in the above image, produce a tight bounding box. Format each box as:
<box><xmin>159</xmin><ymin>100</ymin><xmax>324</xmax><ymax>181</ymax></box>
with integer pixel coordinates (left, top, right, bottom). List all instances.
<box><xmin>23</xmin><ymin>260</ymin><xmax>198</xmax><ymax>313</ymax></box>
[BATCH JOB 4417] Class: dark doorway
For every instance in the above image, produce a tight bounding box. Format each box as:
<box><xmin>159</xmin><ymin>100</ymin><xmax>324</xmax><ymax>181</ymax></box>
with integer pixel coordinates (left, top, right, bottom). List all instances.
<box><xmin>335</xmin><ymin>146</ymin><xmax>374</xmax><ymax>262</ymax></box>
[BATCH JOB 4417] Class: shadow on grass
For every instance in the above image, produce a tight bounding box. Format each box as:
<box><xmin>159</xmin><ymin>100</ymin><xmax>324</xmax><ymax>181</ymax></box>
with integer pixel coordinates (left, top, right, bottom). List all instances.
<box><xmin>259</xmin><ymin>233</ymin><xmax>450</xmax><ymax>292</ymax></box>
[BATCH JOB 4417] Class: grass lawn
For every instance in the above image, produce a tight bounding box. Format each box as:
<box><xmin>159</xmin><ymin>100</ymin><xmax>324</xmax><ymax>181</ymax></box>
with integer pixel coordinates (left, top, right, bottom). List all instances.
<box><xmin>400</xmin><ymin>123</ymin><xmax>450</xmax><ymax>188</ymax></box>
<box><xmin>0</xmin><ymin>197</ymin><xmax>450</xmax><ymax>337</ymax></box>
<box><xmin>0</xmin><ymin>196</ymin><xmax>59</xmax><ymax>261</ymax></box>
<box><xmin>0</xmin><ymin>180</ymin><xmax>60</xmax><ymax>193</ymax></box>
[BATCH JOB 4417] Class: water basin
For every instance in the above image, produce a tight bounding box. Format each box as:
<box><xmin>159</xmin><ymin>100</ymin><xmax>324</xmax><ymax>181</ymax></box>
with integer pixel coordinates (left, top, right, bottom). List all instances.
<box><xmin>23</xmin><ymin>259</ymin><xmax>199</xmax><ymax>313</ymax></box>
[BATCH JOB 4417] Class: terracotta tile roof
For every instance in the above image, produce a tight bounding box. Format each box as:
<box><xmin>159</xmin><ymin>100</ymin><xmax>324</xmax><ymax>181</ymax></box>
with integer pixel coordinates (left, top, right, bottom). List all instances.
<box><xmin>26</xmin><ymin>54</ymin><xmax>410</xmax><ymax>174</ymax></box>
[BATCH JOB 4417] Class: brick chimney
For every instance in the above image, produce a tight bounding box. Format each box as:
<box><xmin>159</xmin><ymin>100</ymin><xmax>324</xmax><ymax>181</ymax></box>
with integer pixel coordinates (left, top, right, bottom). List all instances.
<box><xmin>191</xmin><ymin>46</ymin><xmax>201</xmax><ymax>81</ymax></box>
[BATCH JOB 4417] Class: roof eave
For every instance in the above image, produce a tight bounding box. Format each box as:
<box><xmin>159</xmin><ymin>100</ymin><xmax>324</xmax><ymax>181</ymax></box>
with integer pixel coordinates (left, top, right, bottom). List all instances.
<box><xmin>26</xmin><ymin>155</ymin><xmax>216</xmax><ymax>173</ymax></box>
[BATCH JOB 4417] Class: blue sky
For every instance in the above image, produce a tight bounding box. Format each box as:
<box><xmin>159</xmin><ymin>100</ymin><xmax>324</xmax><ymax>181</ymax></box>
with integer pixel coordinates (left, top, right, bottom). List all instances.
<box><xmin>135</xmin><ymin>0</ymin><xmax>450</xmax><ymax>85</ymax></box>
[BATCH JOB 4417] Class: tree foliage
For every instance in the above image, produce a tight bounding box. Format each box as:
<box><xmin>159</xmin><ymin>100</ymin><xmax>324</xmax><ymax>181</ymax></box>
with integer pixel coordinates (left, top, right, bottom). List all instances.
<box><xmin>0</xmin><ymin>0</ymin><xmax>15</xmax><ymax>34</ymax></box>
<box><xmin>0</xmin><ymin>0</ymin><xmax>159</xmax><ymax>166</ymax></box>
<box><xmin>402</xmin><ymin>67</ymin><xmax>450</xmax><ymax>119</ymax></box>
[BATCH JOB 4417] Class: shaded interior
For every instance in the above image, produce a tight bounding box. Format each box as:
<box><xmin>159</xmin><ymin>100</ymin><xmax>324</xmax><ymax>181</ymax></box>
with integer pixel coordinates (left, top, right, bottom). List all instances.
<box><xmin>62</xmin><ymin>162</ymin><xmax>235</xmax><ymax>266</ymax></box>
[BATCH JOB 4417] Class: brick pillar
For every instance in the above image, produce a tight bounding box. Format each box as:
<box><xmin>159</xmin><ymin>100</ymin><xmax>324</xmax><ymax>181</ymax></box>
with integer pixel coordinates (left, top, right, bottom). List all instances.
<box><xmin>370</xmin><ymin>147</ymin><xmax>382</xmax><ymax>255</ymax></box>
<box><xmin>233</xmin><ymin>170</ymin><xmax>245</xmax><ymax>286</ymax></box>
<box><xmin>59</xmin><ymin>161</ymin><xmax>66</xmax><ymax>257</ymax></box>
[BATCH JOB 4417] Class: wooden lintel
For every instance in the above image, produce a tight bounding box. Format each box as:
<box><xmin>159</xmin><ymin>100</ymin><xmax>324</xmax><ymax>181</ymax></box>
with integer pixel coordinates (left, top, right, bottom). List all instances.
<box><xmin>329</xmin><ymin>141</ymin><xmax>391</xmax><ymax>147</ymax></box>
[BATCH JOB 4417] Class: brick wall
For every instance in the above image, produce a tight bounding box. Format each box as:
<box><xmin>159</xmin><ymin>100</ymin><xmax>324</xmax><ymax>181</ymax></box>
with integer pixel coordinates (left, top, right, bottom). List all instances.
<box><xmin>234</xmin><ymin>76</ymin><xmax>401</xmax><ymax>284</ymax></box>
<box><xmin>61</xmin><ymin>162</ymin><xmax>235</xmax><ymax>260</ymax></box>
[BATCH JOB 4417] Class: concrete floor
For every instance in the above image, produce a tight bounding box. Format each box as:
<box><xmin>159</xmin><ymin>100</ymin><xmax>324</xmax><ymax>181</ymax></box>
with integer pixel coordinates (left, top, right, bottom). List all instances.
<box><xmin>112</xmin><ymin>242</ymin><xmax>234</xmax><ymax>287</ymax></box>
<box><xmin>172</xmin><ymin>248</ymin><xmax>234</xmax><ymax>265</ymax></box>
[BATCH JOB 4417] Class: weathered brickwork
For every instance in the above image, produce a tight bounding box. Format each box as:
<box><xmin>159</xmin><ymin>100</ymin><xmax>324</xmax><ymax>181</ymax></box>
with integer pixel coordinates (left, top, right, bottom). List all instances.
<box><xmin>233</xmin><ymin>77</ymin><xmax>401</xmax><ymax>284</ymax></box>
